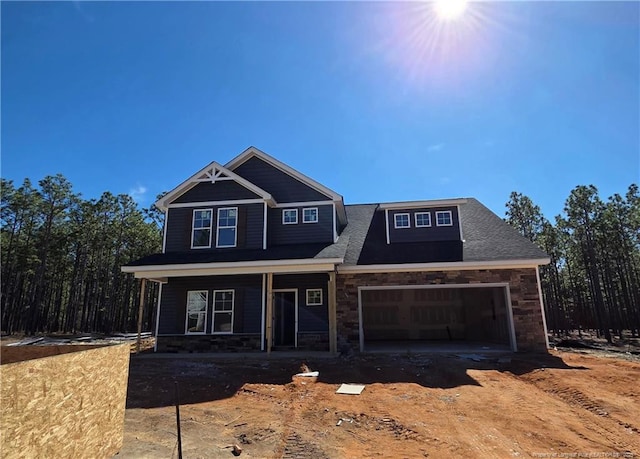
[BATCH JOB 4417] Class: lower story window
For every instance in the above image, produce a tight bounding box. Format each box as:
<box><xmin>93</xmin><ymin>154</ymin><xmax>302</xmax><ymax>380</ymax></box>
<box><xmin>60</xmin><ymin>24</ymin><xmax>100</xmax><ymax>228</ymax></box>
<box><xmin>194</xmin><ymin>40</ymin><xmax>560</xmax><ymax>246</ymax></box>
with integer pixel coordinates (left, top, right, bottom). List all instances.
<box><xmin>213</xmin><ymin>290</ymin><xmax>234</xmax><ymax>333</ymax></box>
<box><xmin>186</xmin><ymin>290</ymin><xmax>208</xmax><ymax>333</ymax></box>
<box><xmin>306</xmin><ymin>289</ymin><xmax>323</xmax><ymax>306</ymax></box>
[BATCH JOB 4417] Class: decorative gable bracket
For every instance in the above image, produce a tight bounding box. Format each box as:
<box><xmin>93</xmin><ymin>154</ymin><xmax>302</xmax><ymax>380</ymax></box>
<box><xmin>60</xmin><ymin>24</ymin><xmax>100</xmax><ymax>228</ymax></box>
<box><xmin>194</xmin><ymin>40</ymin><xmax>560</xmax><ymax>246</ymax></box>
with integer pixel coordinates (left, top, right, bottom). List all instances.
<box><xmin>195</xmin><ymin>164</ymin><xmax>235</xmax><ymax>184</ymax></box>
<box><xmin>155</xmin><ymin>161</ymin><xmax>275</xmax><ymax>211</ymax></box>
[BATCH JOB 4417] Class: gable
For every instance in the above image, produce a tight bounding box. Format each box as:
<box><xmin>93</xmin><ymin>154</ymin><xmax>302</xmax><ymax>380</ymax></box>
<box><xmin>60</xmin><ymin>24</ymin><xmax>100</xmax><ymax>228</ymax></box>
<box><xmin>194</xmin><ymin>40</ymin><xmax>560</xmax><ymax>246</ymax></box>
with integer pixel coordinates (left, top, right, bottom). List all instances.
<box><xmin>156</xmin><ymin>162</ymin><xmax>273</xmax><ymax>210</ymax></box>
<box><xmin>173</xmin><ymin>181</ymin><xmax>261</xmax><ymax>203</ymax></box>
<box><xmin>232</xmin><ymin>155</ymin><xmax>332</xmax><ymax>203</ymax></box>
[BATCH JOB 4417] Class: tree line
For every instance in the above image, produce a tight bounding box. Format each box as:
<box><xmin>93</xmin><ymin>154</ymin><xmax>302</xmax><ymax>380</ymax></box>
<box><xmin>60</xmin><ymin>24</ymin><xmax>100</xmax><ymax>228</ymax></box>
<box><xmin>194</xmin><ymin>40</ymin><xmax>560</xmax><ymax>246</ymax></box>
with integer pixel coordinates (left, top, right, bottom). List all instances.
<box><xmin>1</xmin><ymin>175</ymin><xmax>162</xmax><ymax>335</ymax></box>
<box><xmin>3</xmin><ymin>174</ymin><xmax>638</xmax><ymax>341</ymax></box>
<box><xmin>505</xmin><ymin>184</ymin><xmax>640</xmax><ymax>342</ymax></box>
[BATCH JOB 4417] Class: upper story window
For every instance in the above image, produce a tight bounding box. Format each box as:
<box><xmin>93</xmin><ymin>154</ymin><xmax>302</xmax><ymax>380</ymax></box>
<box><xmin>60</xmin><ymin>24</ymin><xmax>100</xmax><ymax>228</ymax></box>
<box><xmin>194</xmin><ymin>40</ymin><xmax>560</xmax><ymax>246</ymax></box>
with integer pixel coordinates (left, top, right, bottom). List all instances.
<box><xmin>185</xmin><ymin>290</ymin><xmax>208</xmax><ymax>334</ymax></box>
<box><xmin>283</xmin><ymin>209</ymin><xmax>298</xmax><ymax>225</ymax></box>
<box><xmin>303</xmin><ymin>207</ymin><xmax>318</xmax><ymax>223</ymax></box>
<box><xmin>216</xmin><ymin>207</ymin><xmax>237</xmax><ymax>248</ymax></box>
<box><xmin>415</xmin><ymin>212</ymin><xmax>431</xmax><ymax>227</ymax></box>
<box><xmin>394</xmin><ymin>213</ymin><xmax>410</xmax><ymax>229</ymax></box>
<box><xmin>192</xmin><ymin>209</ymin><xmax>213</xmax><ymax>248</ymax></box>
<box><xmin>436</xmin><ymin>210</ymin><xmax>453</xmax><ymax>226</ymax></box>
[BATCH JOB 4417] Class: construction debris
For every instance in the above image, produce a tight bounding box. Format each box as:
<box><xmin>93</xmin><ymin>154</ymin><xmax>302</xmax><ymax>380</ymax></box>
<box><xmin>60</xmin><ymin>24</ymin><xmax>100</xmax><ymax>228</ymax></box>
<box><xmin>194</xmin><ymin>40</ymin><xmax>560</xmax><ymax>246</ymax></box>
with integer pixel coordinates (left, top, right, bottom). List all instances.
<box><xmin>5</xmin><ymin>333</ymin><xmax>152</xmax><ymax>347</ymax></box>
<box><xmin>336</xmin><ymin>384</ymin><xmax>365</xmax><ymax>395</ymax></box>
<box><xmin>295</xmin><ymin>371</ymin><xmax>319</xmax><ymax>377</ymax></box>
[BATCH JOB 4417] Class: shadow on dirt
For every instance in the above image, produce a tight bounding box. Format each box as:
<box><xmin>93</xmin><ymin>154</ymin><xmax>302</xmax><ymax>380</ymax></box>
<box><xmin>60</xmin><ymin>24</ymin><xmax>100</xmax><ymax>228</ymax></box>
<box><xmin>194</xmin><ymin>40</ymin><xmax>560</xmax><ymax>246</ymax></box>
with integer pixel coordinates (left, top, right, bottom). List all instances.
<box><xmin>126</xmin><ymin>351</ymin><xmax>587</xmax><ymax>409</ymax></box>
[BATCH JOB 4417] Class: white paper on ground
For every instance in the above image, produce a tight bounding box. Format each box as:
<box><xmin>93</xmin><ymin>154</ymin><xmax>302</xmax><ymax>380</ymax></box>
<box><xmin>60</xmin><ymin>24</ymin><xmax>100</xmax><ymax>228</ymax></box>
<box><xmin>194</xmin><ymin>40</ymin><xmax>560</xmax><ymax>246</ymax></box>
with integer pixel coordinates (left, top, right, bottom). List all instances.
<box><xmin>294</xmin><ymin>371</ymin><xmax>319</xmax><ymax>377</ymax></box>
<box><xmin>336</xmin><ymin>384</ymin><xmax>365</xmax><ymax>395</ymax></box>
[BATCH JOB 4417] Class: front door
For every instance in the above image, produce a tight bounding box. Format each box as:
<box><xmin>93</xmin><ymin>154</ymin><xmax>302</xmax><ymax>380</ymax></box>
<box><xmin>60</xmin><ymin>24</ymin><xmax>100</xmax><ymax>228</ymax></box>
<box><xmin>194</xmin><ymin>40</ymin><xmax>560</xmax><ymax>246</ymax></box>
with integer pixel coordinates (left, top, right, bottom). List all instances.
<box><xmin>273</xmin><ymin>291</ymin><xmax>297</xmax><ymax>347</ymax></box>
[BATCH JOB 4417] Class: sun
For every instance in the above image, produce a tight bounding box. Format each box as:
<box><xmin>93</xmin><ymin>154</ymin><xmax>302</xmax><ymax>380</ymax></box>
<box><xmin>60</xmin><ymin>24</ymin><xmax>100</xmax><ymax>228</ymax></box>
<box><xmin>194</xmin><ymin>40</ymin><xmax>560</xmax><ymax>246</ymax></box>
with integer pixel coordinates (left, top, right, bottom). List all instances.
<box><xmin>433</xmin><ymin>0</ymin><xmax>468</xmax><ymax>21</ymax></box>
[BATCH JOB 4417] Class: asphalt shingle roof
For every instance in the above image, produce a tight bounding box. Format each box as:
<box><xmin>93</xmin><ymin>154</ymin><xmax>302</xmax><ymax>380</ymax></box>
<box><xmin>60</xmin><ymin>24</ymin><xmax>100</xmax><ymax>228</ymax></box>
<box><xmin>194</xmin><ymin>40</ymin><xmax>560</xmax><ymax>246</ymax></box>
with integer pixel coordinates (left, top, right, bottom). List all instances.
<box><xmin>340</xmin><ymin>198</ymin><xmax>547</xmax><ymax>265</ymax></box>
<box><xmin>127</xmin><ymin>240</ymin><xmax>348</xmax><ymax>267</ymax></box>
<box><xmin>125</xmin><ymin>197</ymin><xmax>547</xmax><ymax>268</ymax></box>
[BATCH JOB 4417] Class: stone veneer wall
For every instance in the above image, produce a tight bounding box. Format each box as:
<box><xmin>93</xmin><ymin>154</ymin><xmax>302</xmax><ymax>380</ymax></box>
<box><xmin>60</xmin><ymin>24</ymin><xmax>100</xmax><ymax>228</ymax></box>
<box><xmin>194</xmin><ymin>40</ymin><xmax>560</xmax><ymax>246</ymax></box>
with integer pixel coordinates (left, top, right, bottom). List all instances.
<box><xmin>296</xmin><ymin>332</ymin><xmax>329</xmax><ymax>351</ymax></box>
<box><xmin>157</xmin><ymin>334</ymin><xmax>262</xmax><ymax>352</ymax></box>
<box><xmin>336</xmin><ymin>268</ymin><xmax>547</xmax><ymax>352</ymax></box>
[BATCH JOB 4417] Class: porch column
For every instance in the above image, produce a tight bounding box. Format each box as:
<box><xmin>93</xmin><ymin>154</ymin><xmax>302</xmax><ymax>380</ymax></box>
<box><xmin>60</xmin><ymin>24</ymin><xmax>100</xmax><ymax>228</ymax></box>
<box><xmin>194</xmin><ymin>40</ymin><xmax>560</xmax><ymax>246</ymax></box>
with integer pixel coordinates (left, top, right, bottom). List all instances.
<box><xmin>136</xmin><ymin>278</ymin><xmax>147</xmax><ymax>354</ymax></box>
<box><xmin>328</xmin><ymin>271</ymin><xmax>337</xmax><ymax>355</ymax></box>
<box><xmin>265</xmin><ymin>272</ymin><xmax>274</xmax><ymax>354</ymax></box>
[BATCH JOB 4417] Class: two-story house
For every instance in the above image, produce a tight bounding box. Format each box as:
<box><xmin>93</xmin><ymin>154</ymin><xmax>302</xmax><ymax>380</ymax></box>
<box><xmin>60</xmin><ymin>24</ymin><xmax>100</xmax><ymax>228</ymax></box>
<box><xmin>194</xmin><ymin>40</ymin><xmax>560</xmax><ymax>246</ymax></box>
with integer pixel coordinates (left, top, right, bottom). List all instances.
<box><xmin>123</xmin><ymin>147</ymin><xmax>550</xmax><ymax>353</ymax></box>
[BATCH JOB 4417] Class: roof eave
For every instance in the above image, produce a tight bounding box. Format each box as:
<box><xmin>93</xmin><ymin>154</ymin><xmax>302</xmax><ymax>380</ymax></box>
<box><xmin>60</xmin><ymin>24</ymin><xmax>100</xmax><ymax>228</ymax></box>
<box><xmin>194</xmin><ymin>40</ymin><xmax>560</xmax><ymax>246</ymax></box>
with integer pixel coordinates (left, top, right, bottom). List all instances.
<box><xmin>338</xmin><ymin>257</ymin><xmax>551</xmax><ymax>273</ymax></box>
<box><xmin>122</xmin><ymin>257</ymin><xmax>344</xmax><ymax>278</ymax></box>
<box><xmin>379</xmin><ymin>198</ymin><xmax>468</xmax><ymax>210</ymax></box>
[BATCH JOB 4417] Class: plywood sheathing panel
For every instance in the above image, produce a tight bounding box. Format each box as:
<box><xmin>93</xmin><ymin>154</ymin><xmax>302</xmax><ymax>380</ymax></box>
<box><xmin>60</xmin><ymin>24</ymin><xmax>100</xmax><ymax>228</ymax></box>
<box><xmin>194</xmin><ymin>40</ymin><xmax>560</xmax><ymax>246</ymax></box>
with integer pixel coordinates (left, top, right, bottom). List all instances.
<box><xmin>0</xmin><ymin>344</ymin><xmax>130</xmax><ymax>459</ymax></box>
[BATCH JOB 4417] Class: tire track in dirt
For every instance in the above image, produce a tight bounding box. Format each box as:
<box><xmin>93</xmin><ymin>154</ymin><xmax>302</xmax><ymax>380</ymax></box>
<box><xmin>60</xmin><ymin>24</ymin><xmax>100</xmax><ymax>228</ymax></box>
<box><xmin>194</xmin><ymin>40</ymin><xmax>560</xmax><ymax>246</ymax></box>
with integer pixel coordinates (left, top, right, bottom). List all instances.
<box><xmin>518</xmin><ymin>373</ymin><xmax>639</xmax><ymax>454</ymax></box>
<box><xmin>531</xmin><ymin>378</ymin><xmax>639</xmax><ymax>435</ymax></box>
<box><xmin>278</xmin><ymin>383</ymin><xmax>331</xmax><ymax>459</ymax></box>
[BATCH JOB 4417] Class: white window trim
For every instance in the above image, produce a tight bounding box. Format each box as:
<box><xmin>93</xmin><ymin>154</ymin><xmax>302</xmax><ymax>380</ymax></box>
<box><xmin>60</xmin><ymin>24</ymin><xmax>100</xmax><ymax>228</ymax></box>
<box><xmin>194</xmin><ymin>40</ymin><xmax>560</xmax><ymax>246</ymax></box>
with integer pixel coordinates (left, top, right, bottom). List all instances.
<box><xmin>415</xmin><ymin>212</ymin><xmax>432</xmax><ymax>227</ymax></box>
<box><xmin>185</xmin><ymin>290</ymin><xmax>208</xmax><ymax>334</ymax></box>
<box><xmin>216</xmin><ymin>207</ymin><xmax>238</xmax><ymax>248</ymax></box>
<box><xmin>394</xmin><ymin>213</ymin><xmax>411</xmax><ymax>229</ymax></box>
<box><xmin>212</xmin><ymin>289</ymin><xmax>234</xmax><ymax>334</ymax></box>
<box><xmin>191</xmin><ymin>209</ymin><xmax>213</xmax><ymax>249</ymax></box>
<box><xmin>435</xmin><ymin>210</ymin><xmax>453</xmax><ymax>227</ymax></box>
<box><xmin>306</xmin><ymin>288</ymin><xmax>323</xmax><ymax>306</ymax></box>
<box><xmin>302</xmin><ymin>207</ymin><xmax>319</xmax><ymax>224</ymax></box>
<box><xmin>282</xmin><ymin>208</ymin><xmax>298</xmax><ymax>225</ymax></box>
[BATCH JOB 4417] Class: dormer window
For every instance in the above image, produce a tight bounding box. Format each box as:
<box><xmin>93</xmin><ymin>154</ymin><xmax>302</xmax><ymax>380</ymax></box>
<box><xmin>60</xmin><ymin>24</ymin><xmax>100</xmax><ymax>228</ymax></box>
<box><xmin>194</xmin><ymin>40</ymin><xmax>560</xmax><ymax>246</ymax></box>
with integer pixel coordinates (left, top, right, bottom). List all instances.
<box><xmin>394</xmin><ymin>213</ymin><xmax>410</xmax><ymax>229</ymax></box>
<box><xmin>283</xmin><ymin>209</ymin><xmax>298</xmax><ymax>224</ymax></box>
<box><xmin>415</xmin><ymin>212</ymin><xmax>431</xmax><ymax>227</ymax></box>
<box><xmin>192</xmin><ymin>209</ymin><xmax>213</xmax><ymax>248</ymax></box>
<box><xmin>303</xmin><ymin>207</ymin><xmax>318</xmax><ymax>223</ymax></box>
<box><xmin>436</xmin><ymin>211</ymin><xmax>453</xmax><ymax>226</ymax></box>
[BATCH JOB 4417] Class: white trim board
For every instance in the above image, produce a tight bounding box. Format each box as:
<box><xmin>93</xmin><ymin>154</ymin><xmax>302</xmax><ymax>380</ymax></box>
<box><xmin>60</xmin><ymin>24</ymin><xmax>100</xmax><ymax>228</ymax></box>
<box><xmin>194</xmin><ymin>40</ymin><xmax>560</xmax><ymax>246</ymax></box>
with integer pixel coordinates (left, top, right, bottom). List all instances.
<box><xmin>379</xmin><ymin>198</ymin><xmax>468</xmax><ymax>210</ymax></box>
<box><xmin>168</xmin><ymin>198</ymin><xmax>265</xmax><ymax>209</ymax></box>
<box><xmin>536</xmin><ymin>266</ymin><xmax>550</xmax><ymax>349</ymax></box>
<box><xmin>261</xmin><ymin>274</ymin><xmax>266</xmax><ymax>351</ymax></box>
<box><xmin>339</xmin><ymin>258</ymin><xmax>551</xmax><ymax>274</ymax></box>
<box><xmin>153</xmin><ymin>283</ymin><xmax>163</xmax><ymax>352</ymax></box>
<box><xmin>274</xmin><ymin>200</ymin><xmax>334</xmax><ymax>208</ymax></box>
<box><xmin>122</xmin><ymin>259</ymin><xmax>343</xmax><ymax>278</ymax></box>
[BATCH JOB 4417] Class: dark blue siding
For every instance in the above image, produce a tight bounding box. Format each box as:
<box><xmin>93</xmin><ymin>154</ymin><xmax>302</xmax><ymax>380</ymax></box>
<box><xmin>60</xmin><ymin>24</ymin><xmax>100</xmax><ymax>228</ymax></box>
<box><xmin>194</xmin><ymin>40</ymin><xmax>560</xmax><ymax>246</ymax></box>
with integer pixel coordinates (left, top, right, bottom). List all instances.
<box><xmin>388</xmin><ymin>206</ymin><xmax>460</xmax><ymax>243</ymax></box>
<box><xmin>158</xmin><ymin>275</ymin><xmax>263</xmax><ymax>334</ymax></box>
<box><xmin>165</xmin><ymin>203</ymin><xmax>264</xmax><ymax>252</ymax></box>
<box><xmin>273</xmin><ymin>273</ymin><xmax>328</xmax><ymax>332</ymax></box>
<box><xmin>268</xmin><ymin>205</ymin><xmax>333</xmax><ymax>245</ymax></box>
<box><xmin>173</xmin><ymin>181</ymin><xmax>260</xmax><ymax>203</ymax></box>
<box><xmin>233</xmin><ymin>156</ymin><xmax>330</xmax><ymax>203</ymax></box>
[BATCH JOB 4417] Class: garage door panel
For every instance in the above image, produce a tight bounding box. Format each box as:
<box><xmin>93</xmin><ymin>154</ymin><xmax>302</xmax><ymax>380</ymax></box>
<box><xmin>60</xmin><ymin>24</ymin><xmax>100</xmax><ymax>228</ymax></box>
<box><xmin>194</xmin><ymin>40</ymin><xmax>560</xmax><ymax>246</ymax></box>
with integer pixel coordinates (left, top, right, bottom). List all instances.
<box><xmin>362</xmin><ymin>287</ymin><xmax>511</xmax><ymax>346</ymax></box>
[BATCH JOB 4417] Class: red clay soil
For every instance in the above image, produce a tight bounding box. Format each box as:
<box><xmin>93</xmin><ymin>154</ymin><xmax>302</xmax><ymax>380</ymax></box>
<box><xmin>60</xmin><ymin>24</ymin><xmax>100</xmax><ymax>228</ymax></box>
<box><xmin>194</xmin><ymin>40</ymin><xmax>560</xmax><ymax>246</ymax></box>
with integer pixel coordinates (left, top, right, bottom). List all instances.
<box><xmin>116</xmin><ymin>349</ymin><xmax>639</xmax><ymax>458</ymax></box>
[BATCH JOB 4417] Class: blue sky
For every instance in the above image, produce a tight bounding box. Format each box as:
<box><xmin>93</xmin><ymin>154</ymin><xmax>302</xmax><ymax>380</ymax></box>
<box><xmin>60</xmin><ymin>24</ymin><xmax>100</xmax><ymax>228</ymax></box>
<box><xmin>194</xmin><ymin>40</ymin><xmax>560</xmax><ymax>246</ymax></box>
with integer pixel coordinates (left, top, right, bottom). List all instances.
<box><xmin>2</xmin><ymin>1</ymin><xmax>638</xmax><ymax>219</ymax></box>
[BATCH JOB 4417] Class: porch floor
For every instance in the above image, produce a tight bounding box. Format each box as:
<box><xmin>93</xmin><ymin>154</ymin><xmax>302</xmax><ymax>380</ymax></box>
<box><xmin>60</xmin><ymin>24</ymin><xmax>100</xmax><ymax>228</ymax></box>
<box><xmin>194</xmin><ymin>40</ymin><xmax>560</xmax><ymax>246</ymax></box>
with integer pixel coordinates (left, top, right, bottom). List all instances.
<box><xmin>363</xmin><ymin>340</ymin><xmax>512</xmax><ymax>354</ymax></box>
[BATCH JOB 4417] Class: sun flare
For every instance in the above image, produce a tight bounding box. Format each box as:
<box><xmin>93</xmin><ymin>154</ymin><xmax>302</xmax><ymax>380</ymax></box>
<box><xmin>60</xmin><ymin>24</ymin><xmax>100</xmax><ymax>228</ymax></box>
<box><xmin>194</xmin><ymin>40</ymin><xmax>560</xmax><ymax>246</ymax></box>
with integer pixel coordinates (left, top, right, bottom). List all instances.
<box><xmin>434</xmin><ymin>0</ymin><xmax>468</xmax><ymax>21</ymax></box>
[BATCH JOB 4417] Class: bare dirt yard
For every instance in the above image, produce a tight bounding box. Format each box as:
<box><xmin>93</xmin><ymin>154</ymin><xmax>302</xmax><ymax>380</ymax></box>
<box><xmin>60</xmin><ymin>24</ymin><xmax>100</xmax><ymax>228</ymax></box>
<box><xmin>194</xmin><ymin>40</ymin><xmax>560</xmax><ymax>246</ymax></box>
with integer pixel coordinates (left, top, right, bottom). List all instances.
<box><xmin>116</xmin><ymin>347</ymin><xmax>640</xmax><ymax>459</ymax></box>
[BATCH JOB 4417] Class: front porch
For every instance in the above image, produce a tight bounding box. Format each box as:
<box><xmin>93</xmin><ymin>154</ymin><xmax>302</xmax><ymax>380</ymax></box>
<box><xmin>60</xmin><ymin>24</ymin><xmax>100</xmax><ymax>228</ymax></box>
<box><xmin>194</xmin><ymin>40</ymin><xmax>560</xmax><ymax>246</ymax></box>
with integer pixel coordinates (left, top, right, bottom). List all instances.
<box><xmin>144</xmin><ymin>269</ymin><xmax>338</xmax><ymax>354</ymax></box>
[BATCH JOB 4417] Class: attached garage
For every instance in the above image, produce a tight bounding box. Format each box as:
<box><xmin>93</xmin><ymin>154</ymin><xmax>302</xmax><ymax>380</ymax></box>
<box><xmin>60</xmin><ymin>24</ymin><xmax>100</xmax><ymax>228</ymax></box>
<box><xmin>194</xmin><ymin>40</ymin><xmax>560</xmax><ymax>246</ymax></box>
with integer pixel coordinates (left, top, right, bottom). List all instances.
<box><xmin>358</xmin><ymin>284</ymin><xmax>517</xmax><ymax>352</ymax></box>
